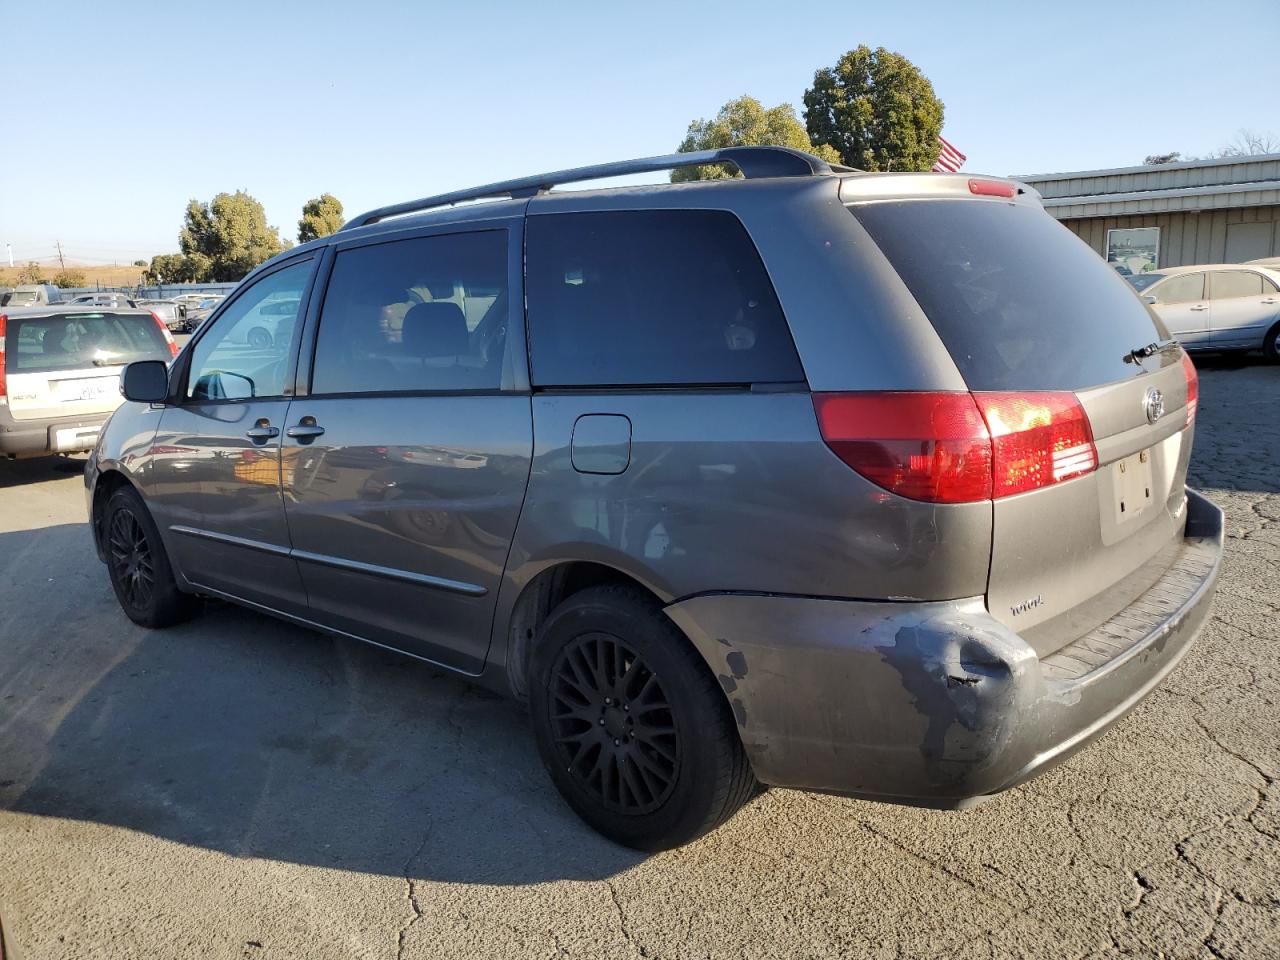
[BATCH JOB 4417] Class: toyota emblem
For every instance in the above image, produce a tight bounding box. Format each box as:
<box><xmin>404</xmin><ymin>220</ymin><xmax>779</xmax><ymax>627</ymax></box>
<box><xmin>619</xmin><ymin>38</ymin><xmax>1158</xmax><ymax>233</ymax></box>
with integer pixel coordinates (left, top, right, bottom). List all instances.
<box><xmin>1144</xmin><ymin>387</ymin><xmax>1165</xmax><ymax>425</ymax></box>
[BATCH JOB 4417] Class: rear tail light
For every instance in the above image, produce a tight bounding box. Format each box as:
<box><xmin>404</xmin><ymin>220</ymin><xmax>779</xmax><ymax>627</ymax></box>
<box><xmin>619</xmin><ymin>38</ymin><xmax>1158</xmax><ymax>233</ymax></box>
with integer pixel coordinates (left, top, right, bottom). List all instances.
<box><xmin>813</xmin><ymin>390</ymin><xmax>1098</xmax><ymax>503</ymax></box>
<box><xmin>0</xmin><ymin>314</ymin><xmax>6</xmax><ymax>398</ymax></box>
<box><xmin>151</xmin><ymin>311</ymin><xmax>179</xmax><ymax>358</ymax></box>
<box><xmin>1181</xmin><ymin>352</ymin><xmax>1198</xmax><ymax>427</ymax></box>
<box><xmin>974</xmin><ymin>393</ymin><xmax>1098</xmax><ymax>497</ymax></box>
<box><xmin>812</xmin><ymin>393</ymin><xmax>993</xmax><ymax>503</ymax></box>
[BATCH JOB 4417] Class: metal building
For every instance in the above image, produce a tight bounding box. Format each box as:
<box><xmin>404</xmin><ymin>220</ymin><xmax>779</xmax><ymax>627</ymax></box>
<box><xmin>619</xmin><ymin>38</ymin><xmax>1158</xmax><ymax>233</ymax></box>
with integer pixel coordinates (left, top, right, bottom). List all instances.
<box><xmin>1016</xmin><ymin>154</ymin><xmax>1280</xmax><ymax>274</ymax></box>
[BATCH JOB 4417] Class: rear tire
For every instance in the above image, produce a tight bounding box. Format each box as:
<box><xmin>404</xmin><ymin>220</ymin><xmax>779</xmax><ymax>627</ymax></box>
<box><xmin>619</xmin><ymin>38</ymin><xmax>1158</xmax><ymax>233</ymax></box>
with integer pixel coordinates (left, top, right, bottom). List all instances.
<box><xmin>103</xmin><ymin>486</ymin><xmax>197</xmax><ymax>628</ymax></box>
<box><xmin>1264</xmin><ymin>321</ymin><xmax>1280</xmax><ymax>364</ymax></box>
<box><xmin>529</xmin><ymin>584</ymin><xmax>756</xmax><ymax>850</ymax></box>
<box><xmin>247</xmin><ymin>327</ymin><xmax>272</xmax><ymax>349</ymax></box>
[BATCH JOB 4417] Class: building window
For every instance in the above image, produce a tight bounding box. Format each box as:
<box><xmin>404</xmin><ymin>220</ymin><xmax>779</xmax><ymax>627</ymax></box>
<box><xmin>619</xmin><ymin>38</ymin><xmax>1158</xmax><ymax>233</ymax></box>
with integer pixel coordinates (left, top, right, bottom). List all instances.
<box><xmin>1105</xmin><ymin>227</ymin><xmax>1160</xmax><ymax>279</ymax></box>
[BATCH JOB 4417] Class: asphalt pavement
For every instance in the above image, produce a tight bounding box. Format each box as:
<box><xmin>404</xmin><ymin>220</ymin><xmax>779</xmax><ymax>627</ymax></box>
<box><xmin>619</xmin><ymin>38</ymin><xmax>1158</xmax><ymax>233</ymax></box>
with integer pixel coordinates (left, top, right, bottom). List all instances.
<box><xmin>0</xmin><ymin>357</ymin><xmax>1276</xmax><ymax>959</ymax></box>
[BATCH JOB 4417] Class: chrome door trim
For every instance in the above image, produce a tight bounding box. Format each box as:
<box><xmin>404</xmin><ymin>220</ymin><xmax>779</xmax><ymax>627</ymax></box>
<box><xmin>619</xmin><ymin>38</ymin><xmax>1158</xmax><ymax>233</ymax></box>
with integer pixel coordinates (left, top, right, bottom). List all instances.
<box><xmin>169</xmin><ymin>524</ymin><xmax>293</xmax><ymax>558</ymax></box>
<box><xmin>290</xmin><ymin>548</ymin><xmax>488</xmax><ymax>597</ymax></box>
<box><xmin>171</xmin><ymin>526</ymin><xmax>488</xmax><ymax>597</ymax></box>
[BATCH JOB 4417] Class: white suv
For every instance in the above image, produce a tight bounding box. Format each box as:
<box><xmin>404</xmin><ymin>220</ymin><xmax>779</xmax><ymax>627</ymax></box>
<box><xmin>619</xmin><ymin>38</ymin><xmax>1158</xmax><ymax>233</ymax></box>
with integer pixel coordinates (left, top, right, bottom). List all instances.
<box><xmin>0</xmin><ymin>306</ymin><xmax>177</xmax><ymax>458</ymax></box>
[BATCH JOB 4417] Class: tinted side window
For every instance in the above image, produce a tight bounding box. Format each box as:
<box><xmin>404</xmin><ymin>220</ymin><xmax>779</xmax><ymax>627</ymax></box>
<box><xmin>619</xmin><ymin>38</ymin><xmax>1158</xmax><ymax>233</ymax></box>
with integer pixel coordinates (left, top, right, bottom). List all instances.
<box><xmin>1263</xmin><ymin>275</ymin><xmax>1279</xmax><ymax>295</ymax></box>
<box><xmin>311</xmin><ymin>231</ymin><xmax>508</xmax><ymax>395</ymax></box>
<box><xmin>1157</xmin><ymin>273</ymin><xmax>1205</xmax><ymax>304</ymax></box>
<box><xmin>187</xmin><ymin>259</ymin><xmax>312</xmax><ymax>401</ymax></box>
<box><xmin>1211</xmin><ymin>271</ymin><xmax>1263</xmax><ymax>300</ymax></box>
<box><xmin>525</xmin><ymin>210</ymin><xmax>804</xmax><ymax>387</ymax></box>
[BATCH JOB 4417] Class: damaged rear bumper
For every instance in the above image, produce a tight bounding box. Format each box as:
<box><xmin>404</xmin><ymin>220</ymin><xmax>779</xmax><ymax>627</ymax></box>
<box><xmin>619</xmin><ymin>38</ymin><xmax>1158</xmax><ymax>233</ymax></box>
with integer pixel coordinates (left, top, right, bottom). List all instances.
<box><xmin>663</xmin><ymin>489</ymin><xmax>1224</xmax><ymax>807</ymax></box>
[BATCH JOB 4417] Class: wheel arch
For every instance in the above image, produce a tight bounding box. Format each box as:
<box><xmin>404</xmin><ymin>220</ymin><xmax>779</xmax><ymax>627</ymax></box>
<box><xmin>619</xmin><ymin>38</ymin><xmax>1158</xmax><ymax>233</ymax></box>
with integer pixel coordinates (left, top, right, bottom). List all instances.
<box><xmin>500</xmin><ymin>560</ymin><xmax>718</xmax><ymax>708</ymax></box>
<box><xmin>90</xmin><ymin>468</ymin><xmax>137</xmax><ymax>561</ymax></box>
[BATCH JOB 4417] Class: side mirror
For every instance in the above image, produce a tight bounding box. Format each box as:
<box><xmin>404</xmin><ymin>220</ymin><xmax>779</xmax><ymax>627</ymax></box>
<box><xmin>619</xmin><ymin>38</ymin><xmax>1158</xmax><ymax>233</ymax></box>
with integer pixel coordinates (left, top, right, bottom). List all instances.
<box><xmin>120</xmin><ymin>360</ymin><xmax>169</xmax><ymax>403</ymax></box>
<box><xmin>1142</xmin><ymin>295</ymin><xmax>1158</xmax><ymax>305</ymax></box>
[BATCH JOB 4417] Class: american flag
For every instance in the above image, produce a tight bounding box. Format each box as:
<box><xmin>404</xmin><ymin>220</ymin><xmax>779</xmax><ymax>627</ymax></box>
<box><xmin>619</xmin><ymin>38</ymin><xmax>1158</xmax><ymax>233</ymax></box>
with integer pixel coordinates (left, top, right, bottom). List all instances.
<box><xmin>932</xmin><ymin>135</ymin><xmax>966</xmax><ymax>173</ymax></box>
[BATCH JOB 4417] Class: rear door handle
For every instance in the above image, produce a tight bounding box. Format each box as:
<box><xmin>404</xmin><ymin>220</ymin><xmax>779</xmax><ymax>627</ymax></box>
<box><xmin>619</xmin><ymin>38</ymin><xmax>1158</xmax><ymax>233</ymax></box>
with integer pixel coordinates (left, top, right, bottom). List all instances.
<box><xmin>1189</xmin><ymin>304</ymin><xmax>1209</xmax><ymax>311</ymax></box>
<box><xmin>1262</xmin><ymin>298</ymin><xmax>1278</xmax><ymax>304</ymax></box>
<box><xmin>286</xmin><ymin>417</ymin><xmax>325</xmax><ymax>442</ymax></box>
<box><xmin>244</xmin><ymin>420</ymin><xmax>279</xmax><ymax>443</ymax></box>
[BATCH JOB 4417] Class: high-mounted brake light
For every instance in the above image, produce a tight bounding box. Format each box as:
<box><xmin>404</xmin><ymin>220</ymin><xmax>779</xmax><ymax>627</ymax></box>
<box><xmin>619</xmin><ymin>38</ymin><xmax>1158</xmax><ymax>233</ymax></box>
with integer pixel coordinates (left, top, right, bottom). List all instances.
<box><xmin>0</xmin><ymin>313</ymin><xmax>7</xmax><ymax>398</ymax></box>
<box><xmin>813</xmin><ymin>390</ymin><xmax>1098</xmax><ymax>503</ymax></box>
<box><xmin>968</xmin><ymin>178</ymin><xmax>1016</xmax><ymax>198</ymax></box>
<box><xmin>1181</xmin><ymin>352</ymin><xmax>1198</xmax><ymax>427</ymax></box>
<box><xmin>151</xmin><ymin>311</ymin><xmax>179</xmax><ymax>357</ymax></box>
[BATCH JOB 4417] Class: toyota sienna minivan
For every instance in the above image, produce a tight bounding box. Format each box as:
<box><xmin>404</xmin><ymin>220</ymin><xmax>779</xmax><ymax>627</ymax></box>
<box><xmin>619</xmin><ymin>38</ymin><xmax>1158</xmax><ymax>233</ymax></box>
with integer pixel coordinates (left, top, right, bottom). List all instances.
<box><xmin>86</xmin><ymin>147</ymin><xmax>1223</xmax><ymax>850</ymax></box>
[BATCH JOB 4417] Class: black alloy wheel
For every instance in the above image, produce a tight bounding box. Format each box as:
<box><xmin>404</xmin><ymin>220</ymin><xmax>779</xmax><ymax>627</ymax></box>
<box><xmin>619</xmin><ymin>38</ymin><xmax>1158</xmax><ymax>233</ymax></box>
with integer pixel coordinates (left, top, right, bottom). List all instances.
<box><xmin>109</xmin><ymin>506</ymin><xmax>155</xmax><ymax>612</ymax></box>
<box><xmin>548</xmin><ymin>632</ymin><xmax>679</xmax><ymax>815</ymax></box>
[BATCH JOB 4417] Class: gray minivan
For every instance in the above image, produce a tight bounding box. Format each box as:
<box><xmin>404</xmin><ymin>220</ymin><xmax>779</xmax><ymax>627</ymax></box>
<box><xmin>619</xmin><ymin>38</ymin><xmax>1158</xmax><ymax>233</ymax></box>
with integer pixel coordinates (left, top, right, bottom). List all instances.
<box><xmin>85</xmin><ymin>147</ymin><xmax>1223</xmax><ymax>849</ymax></box>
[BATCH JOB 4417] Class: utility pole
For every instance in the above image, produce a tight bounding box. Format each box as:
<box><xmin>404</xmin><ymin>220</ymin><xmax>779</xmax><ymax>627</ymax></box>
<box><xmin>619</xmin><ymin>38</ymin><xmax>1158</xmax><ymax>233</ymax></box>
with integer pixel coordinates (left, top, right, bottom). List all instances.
<box><xmin>55</xmin><ymin>241</ymin><xmax>67</xmax><ymax>271</ymax></box>
<box><xmin>5</xmin><ymin>244</ymin><xmax>12</xmax><ymax>268</ymax></box>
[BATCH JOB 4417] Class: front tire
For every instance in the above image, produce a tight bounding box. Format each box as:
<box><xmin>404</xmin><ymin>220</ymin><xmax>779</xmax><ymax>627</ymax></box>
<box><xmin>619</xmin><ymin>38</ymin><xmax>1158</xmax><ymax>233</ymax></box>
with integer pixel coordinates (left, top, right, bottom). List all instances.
<box><xmin>103</xmin><ymin>486</ymin><xmax>197</xmax><ymax>628</ymax></box>
<box><xmin>529</xmin><ymin>584</ymin><xmax>756</xmax><ymax>850</ymax></box>
<box><xmin>247</xmin><ymin>326</ymin><xmax>272</xmax><ymax>349</ymax></box>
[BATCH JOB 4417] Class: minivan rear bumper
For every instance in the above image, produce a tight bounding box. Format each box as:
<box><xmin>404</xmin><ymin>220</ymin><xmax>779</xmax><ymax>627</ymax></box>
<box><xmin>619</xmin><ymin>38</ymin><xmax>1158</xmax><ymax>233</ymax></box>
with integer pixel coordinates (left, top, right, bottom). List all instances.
<box><xmin>664</xmin><ymin>488</ymin><xmax>1223</xmax><ymax>807</ymax></box>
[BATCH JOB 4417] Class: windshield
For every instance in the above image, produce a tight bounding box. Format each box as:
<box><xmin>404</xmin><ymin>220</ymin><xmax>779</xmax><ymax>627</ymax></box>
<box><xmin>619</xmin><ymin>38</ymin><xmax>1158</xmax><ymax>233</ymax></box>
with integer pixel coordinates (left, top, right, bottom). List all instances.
<box><xmin>1127</xmin><ymin>273</ymin><xmax>1165</xmax><ymax>292</ymax></box>
<box><xmin>850</xmin><ymin>200</ymin><xmax>1164</xmax><ymax>391</ymax></box>
<box><xmin>8</xmin><ymin>312</ymin><xmax>170</xmax><ymax>373</ymax></box>
<box><xmin>8</xmin><ymin>292</ymin><xmax>39</xmax><ymax>306</ymax></box>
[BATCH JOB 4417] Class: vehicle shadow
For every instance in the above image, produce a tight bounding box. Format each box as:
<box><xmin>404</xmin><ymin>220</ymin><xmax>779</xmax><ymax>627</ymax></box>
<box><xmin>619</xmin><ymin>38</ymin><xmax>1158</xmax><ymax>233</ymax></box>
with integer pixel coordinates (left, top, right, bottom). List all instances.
<box><xmin>0</xmin><ymin>455</ymin><xmax>88</xmax><ymax>489</ymax></box>
<box><xmin>0</xmin><ymin>523</ymin><xmax>643</xmax><ymax>885</ymax></box>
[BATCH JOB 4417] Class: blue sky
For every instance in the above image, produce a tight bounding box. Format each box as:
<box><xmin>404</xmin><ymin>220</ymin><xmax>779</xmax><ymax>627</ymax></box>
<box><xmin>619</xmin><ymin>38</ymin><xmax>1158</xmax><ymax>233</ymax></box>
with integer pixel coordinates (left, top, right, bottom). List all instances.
<box><xmin>2</xmin><ymin>0</ymin><xmax>1276</xmax><ymax>265</ymax></box>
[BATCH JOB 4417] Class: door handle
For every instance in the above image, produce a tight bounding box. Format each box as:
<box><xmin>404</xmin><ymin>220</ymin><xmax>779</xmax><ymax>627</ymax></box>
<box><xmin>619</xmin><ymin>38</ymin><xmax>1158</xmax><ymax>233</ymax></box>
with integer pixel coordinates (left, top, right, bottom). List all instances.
<box><xmin>244</xmin><ymin>420</ymin><xmax>279</xmax><ymax>443</ymax></box>
<box><xmin>1189</xmin><ymin>304</ymin><xmax>1209</xmax><ymax>311</ymax></box>
<box><xmin>1262</xmin><ymin>298</ymin><xmax>1278</xmax><ymax>304</ymax></box>
<box><xmin>286</xmin><ymin>416</ymin><xmax>325</xmax><ymax>442</ymax></box>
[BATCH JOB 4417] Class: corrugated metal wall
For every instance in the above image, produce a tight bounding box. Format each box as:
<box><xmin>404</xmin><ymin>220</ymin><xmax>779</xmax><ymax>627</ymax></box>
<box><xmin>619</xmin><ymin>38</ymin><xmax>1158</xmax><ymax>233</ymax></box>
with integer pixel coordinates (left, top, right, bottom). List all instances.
<box><xmin>1064</xmin><ymin>206</ymin><xmax>1280</xmax><ymax>267</ymax></box>
<box><xmin>1025</xmin><ymin>155</ymin><xmax>1280</xmax><ymax>199</ymax></box>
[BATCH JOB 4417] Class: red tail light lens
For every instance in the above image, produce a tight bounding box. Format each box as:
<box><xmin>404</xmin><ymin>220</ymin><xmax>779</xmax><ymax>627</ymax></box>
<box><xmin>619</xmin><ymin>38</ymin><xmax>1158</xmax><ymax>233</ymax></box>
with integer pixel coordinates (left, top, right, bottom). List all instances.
<box><xmin>0</xmin><ymin>313</ymin><xmax>7</xmax><ymax>398</ymax></box>
<box><xmin>813</xmin><ymin>390</ymin><xmax>1098</xmax><ymax>503</ymax></box>
<box><xmin>812</xmin><ymin>392</ymin><xmax>993</xmax><ymax>503</ymax></box>
<box><xmin>974</xmin><ymin>392</ymin><xmax>1097</xmax><ymax>497</ymax></box>
<box><xmin>151</xmin><ymin>311</ymin><xmax>179</xmax><ymax>357</ymax></box>
<box><xmin>1181</xmin><ymin>352</ymin><xmax>1198</xmax><ymax>427</ymax></box>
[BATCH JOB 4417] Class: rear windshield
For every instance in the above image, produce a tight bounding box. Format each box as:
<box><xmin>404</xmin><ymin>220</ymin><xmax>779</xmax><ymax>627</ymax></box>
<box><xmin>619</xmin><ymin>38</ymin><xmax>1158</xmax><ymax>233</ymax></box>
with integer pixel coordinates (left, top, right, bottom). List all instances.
<box><xmin>8</xmin><ymin>313</ymin><xmax>168</xmax><ymax>373</ymax></box>
<box><xmin>851</xmin><ymin>200</ymin><xmax>1163</xmax><ymax>391</ymax></box>
<box><xmin>7</xmin><ymin>292</ymin><xmax>39</xmax><ymax>306</ymax></box>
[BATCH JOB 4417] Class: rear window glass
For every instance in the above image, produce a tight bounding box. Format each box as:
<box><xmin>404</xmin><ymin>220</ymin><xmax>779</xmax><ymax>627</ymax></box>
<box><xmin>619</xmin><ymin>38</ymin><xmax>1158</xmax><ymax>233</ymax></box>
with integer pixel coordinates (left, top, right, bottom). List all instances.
<box><xmin>851</xmin><ymin>200</ymin><xmax>1163</xmax><ymax>391</ymax></box>
<box><xmin>8</xmin><ymin>312</ymin><xmax>168</xmax><ymax>373</ymax></box>
<box><xmin>525</xmin><ymin>210</ymin><xmax>804</xmax><ymax>387</ymax></box>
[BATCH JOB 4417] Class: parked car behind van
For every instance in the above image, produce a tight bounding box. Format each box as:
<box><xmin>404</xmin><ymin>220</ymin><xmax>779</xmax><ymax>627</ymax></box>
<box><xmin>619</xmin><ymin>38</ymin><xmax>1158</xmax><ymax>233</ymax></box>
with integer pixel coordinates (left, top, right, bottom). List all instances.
<box><xmin>5</xmin><ymin>284</ymin><xmax>63</xmax><ymax>307</ymax></box>
<box><xmin>1128</xmin><ymin>264</ymin><xmax>1280</xmax><ymax>360</ymax></box>
<box><xmin>86</xmin><ymin>147</ymin><xmax>1223</xmax><ymax>849</ymax></box>
<box><xmin>1</xmin><ymin>306</ymin><xmax>178</xmax><ymax>457</ymax></box>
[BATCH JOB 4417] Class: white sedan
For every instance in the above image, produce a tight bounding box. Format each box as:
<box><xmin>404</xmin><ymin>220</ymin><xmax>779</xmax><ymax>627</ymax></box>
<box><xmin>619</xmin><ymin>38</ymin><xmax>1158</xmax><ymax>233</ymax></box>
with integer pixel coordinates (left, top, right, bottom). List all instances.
<box><xmin>1128</xmin><ymin>264</ymin><xmax>1280</xmax><ymax>361</ymax></box>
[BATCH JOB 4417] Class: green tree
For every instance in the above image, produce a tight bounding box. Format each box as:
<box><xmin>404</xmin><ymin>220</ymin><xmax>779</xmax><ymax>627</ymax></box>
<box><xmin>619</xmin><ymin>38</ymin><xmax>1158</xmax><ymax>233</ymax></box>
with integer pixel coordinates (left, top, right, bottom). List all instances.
<box><xmin>178</xmin><ymin>190</ymin><xmax>287</xmax><ymax>281</ymax></box>
<box><xmin>803</xmin><ymin>46</ymin><xmax>945</xmax><ymax>172</ymax></box>
<box><xmin>144</xmin><ymin>252</ymin><xmax>207</xmax><ymax>284</ymax></box>
<box><xmin>52</xmin><ymin>269</ymin><xmax>87</xmax><ymax>288</ymax></box>
<box><xmin>16</xmin><ymin>262</ymin><xmax>45</xmax><ymax>284</ymax></box>
<box><xmin>132</xmin><ymin>259</ymin><xmax>147</xmax><ymax>267</ymax></box>
<box><xmin>298</xmin><ymin>193</ymin><xmax>344</xmax><ymax>243</ymax></box>
<box><xmin>672</xmin><ymin>96</ymin><xmax>841</xmax><ymax>182</ymax></box>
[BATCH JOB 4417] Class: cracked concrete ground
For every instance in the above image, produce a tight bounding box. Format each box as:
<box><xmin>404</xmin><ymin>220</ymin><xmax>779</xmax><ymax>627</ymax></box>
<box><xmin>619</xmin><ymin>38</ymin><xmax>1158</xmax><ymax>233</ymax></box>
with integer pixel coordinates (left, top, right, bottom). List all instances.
<box><xmin>1</xmin><ymin>356</ymin><xmax>1277</xmax><ymax>959</ymax></box>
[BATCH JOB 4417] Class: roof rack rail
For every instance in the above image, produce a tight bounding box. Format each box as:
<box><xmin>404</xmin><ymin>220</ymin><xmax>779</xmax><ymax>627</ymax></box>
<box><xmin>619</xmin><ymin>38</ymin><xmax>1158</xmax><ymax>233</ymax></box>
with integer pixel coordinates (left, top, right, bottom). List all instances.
<box><xmin>340</xmin><ymin>146</ymin><xmax>852</xmax><ymax>230</ymax></box>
